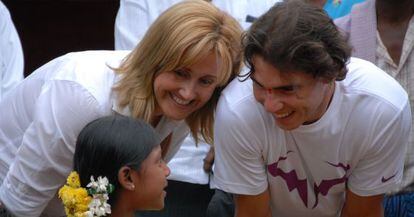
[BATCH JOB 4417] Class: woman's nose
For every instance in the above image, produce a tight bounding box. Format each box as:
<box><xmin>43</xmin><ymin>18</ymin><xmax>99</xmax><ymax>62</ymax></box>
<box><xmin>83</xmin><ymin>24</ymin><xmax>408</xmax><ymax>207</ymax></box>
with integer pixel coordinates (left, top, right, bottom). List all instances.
<box><xmin>178</xmin><ymin>81</ymin><xmax>197</xmax><ymax>100</ymax></box>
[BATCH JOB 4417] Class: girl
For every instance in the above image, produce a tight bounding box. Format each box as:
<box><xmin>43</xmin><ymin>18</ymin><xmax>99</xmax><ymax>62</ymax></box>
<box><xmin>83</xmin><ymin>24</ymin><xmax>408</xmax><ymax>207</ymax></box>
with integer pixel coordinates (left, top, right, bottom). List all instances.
<box><xmin>59</xmin><ymin>116</ymin><xmax>170</xmax><ymax>217</ymax></box>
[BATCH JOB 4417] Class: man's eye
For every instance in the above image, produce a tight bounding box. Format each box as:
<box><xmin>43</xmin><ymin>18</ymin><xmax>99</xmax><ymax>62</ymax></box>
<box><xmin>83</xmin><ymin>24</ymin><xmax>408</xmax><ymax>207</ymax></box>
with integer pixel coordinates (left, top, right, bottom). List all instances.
<box><xmin>280</xmin><ymin>86</ymin><xmax>297</xmax><ymax>93</ymax></box>
<box><xmin>281</xmin><ymin>86</ymin><xmax>294</xmax><ymax>91</ymax></box>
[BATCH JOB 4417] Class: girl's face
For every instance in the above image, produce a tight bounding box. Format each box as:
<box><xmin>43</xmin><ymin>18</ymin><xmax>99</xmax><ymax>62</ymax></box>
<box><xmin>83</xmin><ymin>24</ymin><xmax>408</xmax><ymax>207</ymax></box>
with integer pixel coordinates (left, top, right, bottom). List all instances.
<box><xmin>134</xmin><ymin>146</ymin><xmax>170</xmax><ymax>210</ymax></box>
<box><xmin>153</xmin><ymin>52</ymin><xmax>221</xmax><ymax>120</ymax></box>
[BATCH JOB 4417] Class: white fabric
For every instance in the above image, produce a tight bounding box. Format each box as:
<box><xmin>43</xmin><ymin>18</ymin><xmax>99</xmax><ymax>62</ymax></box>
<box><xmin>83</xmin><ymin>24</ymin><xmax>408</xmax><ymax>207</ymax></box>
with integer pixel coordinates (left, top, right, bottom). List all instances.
<box><xmin>0</xmin><ymin>1</ymin><xmax>23</xmax><ymax>100</ymax></box>
<box><xmin>0</xmin><ymin>50</ymin><xmax>189</xmax><ymax>217</ymax></box>
<box><xmin>114</xmin><ymin>0</ymin><xmax>281</xmax><ymax>49</ymax></box>
<box><xmin>214</xmin><ymin>58</ymin><xmax>411</xmax><ymax>217</ymax></box>
<box><xmin>114</xmin><ymin>0</ymin><xmax>281</xmax><ymax>185</ymax></box>
<box><xmin>114</xmin><ymin>0</ymin><xmax>181</xmax><ymax>50</ymax></box>
<box><xmin>167</xmin><ymin>135</ymin><xmax>211</xmax><ymax>184</ymax></box>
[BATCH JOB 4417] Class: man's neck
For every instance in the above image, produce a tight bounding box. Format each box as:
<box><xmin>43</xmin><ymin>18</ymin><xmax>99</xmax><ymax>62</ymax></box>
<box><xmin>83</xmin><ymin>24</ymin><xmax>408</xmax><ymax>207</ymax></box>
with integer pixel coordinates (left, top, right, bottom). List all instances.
<box><xmin>376</xmin><ymin>0</ymin><xmax>414</xmax><ymax>23</ymax></box>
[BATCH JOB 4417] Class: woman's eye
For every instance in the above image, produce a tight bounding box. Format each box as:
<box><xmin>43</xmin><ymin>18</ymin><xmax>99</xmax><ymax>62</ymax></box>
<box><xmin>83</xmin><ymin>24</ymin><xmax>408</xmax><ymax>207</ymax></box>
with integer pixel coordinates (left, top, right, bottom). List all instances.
<box><xmin>174</xmin><ymin>69</ymin><xmax>187</xmax><ymax>78</ymax></box>
<box><xmin>200</xmin><ymin>78</ymin><xmax>214</xmax><ymax>86</ymax></box>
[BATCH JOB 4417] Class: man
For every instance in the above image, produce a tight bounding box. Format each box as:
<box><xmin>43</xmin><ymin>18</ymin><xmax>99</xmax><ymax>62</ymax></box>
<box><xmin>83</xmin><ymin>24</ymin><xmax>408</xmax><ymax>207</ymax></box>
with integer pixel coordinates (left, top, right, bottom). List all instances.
<box><xmin>213</xmin><ymin>0</ymin><xmax>411</xmax><ymax>216</ymax></box>
<box><xmin>335</xmin><ymin>0</ymin><xmax>414</xmax><ymax>215</ymax></box>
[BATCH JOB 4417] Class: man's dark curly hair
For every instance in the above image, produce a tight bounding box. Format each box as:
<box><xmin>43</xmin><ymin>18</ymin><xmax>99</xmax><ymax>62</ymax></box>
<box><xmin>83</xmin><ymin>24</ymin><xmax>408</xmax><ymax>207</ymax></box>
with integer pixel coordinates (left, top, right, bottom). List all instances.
<box><xmin>242</xmin><ymin>0</ymin><xmax>351</xmax><ymax>81</ymax></box>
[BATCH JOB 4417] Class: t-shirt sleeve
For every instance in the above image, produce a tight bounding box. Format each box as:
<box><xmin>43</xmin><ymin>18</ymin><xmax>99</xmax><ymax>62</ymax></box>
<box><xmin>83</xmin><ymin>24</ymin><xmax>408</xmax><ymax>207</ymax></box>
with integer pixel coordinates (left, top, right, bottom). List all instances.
<box><xmin>213</xmin><ymin>95</ymin><xmax>270</xmax><ymax>195</ymax></box>
<box><xmin>347</xmin><ymin>101</ymin><xmax>411</xmax><ymax>196</ymax></box>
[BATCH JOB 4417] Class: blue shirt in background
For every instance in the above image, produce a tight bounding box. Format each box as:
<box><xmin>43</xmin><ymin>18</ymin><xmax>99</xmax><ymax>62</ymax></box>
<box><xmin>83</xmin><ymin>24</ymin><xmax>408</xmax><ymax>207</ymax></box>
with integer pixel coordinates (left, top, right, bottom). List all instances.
<box><xmin>324</xmin><ymin>0</ymin><xmax>366</xmax><ymax>19</ymax></box>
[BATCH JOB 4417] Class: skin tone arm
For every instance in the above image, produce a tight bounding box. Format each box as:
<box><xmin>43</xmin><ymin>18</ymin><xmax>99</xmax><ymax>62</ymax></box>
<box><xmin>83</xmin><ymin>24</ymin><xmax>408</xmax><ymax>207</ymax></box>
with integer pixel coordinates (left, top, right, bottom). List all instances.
<box><xmin>203</xmin><ymin>146</ymin><xmax>214</xmax><ymax>172</ymax></box>
<box><xmin>234</xmin><ymin>188</ymin><xmax>272</xmax><ymax>217</ymax></box>
<box><xmin>341</xmin><ymin>189</ymin><xmax>384</xmax><ymax>217</ymax></box>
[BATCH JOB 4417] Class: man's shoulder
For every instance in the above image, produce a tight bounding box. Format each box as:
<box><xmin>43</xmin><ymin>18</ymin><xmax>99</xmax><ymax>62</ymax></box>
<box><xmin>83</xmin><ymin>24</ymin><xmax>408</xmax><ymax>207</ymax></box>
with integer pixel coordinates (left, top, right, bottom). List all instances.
<box><xmin>216</xmin><ymin>77</ymin><xmax>275</xmax><ymax>130</ymax></box>
<box><xmin>342</xmin><ymin>58</ymin><xmax>408</xmax><ymax>111</ymax></box>
<box><xmin>219</xmin><ymin>77</ymin><xmax>257</xmax><ymax>110</ymax></box>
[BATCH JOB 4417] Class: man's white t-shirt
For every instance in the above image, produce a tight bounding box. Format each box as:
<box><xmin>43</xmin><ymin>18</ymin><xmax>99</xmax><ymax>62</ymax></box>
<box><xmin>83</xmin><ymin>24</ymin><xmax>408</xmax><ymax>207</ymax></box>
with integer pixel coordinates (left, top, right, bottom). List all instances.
<box><xmin>214</xmin><ymin>58</ymin><xmax>411</xmax><ymax>217</ymax></box>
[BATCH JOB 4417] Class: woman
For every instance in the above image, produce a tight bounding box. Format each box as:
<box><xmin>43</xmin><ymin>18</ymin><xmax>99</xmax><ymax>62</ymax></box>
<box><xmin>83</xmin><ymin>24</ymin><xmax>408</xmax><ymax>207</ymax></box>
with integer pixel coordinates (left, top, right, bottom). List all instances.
<box><xmin>59</xmin><ymin>115</ymin><xmax>170</xmax><ymax>217</ymax></box>
<box><xmin>0</xmin><ymin>1</ymin><xmax>242</xmax><ymax>216</ymax></box>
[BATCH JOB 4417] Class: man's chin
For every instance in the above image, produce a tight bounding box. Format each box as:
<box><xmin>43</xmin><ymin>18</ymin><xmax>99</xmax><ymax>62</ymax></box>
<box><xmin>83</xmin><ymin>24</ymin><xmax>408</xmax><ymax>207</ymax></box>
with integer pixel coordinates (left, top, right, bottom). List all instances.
<box><xmin>275</xmin><ymin>120</ymin><xmax>301</xmax><ymax>131</ymax></box>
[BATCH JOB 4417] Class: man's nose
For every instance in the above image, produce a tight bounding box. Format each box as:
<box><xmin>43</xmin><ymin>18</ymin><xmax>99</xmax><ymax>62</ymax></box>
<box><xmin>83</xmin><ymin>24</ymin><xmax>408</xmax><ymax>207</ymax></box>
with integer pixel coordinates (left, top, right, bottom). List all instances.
<box><xmin>263</xmin><ymin>90</ymin><xmax>284</xmax><ymax>113</ymax></box>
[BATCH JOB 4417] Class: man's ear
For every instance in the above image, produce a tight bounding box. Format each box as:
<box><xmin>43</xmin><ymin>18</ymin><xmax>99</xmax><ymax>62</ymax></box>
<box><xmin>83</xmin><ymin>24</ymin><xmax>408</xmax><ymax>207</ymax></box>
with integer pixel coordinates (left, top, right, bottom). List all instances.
<box><xmin>118</xmin><ymin>166</ymin><xmax>136</xmax><ymax>191</ymax></box>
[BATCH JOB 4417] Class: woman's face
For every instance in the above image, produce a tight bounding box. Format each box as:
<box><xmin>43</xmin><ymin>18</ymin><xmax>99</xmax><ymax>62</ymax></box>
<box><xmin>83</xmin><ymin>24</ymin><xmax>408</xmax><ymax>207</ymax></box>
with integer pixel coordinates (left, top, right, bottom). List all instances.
<box><xmin>153</xmin><ymin>52</ymin><xmax>221</xmax><ymax>120</ymax></box>
<box><xmin>133</xmin><ymin>145</ymin><xmax>170</xmax><ymax>210</ymax></box>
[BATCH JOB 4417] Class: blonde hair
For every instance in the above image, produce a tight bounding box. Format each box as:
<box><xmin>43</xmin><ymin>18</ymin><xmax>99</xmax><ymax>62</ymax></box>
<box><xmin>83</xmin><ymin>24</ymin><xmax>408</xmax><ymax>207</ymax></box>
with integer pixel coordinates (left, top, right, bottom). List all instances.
<box><xmin>113</xmin><ymin>0</ymin><xmax>243</xmax><ymax>144</ymax></box>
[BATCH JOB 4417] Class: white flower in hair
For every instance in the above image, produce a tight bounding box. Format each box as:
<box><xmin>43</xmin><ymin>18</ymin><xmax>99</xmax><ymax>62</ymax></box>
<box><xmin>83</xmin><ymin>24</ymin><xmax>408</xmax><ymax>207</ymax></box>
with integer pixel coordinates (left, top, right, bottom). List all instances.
<box><xmin>87</xmin><ymin>176</ymin><xmax>110</xmax><ymax>193</ymax></box>
<box><xmin>84</xmin><ymin>210</ymin><xmax>94</xmax><ymax>217</ymax></box>
<box><xmin>87</xmin><ymin>176</ymin><xmax>98</xmax><ymax>189</ymax></box>
<box><xmin>85</xmin><ymin>175</ymin><xmax>114</xmax><ymax>216</ymax></box>
<box><xmin>97</xmin><ymin>176</ymin><xmax>109</xmax><ymax>192</ymax></box>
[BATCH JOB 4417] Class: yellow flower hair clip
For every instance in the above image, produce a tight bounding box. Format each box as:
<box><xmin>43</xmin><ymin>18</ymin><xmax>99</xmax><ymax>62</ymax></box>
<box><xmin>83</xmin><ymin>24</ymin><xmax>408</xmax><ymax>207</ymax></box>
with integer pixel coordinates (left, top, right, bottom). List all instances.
<box><xmin>59</xmin><ymin>171</ymin><xmax>115</xmax><ymax>217</ymax></box>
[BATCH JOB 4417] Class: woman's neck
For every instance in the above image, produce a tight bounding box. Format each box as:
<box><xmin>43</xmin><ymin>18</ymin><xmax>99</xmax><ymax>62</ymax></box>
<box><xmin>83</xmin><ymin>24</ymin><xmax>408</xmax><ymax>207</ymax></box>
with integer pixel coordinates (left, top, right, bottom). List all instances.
<box><xmin>150</xmin><ymin>115</ymin><xmax>162</xmax><ymax>127</ymax></box>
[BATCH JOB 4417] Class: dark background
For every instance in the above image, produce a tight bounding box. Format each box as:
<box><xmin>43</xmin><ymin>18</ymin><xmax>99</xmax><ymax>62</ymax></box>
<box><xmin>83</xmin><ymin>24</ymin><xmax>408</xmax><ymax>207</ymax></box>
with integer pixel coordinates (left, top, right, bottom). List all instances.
<box><xmin>2</xmin><ymin>0</ymin><xmax>119</xmax><ymax>77</ymax></box>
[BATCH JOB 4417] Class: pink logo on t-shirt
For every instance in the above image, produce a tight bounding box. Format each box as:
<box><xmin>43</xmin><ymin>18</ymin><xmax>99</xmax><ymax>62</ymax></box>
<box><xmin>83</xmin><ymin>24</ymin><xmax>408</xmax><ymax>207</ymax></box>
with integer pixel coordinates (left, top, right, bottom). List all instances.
<box><xmin>267</xmin><ymin>153</ymin><xmax>350</xmax><ymax>209</ymax></box>
<box><xmin>312</xmin><ymin>162</ymin><xmax>350</xmax><ymax>208</ymax></box>
<box><xmin>267</xmin><ymin>152</ymin><xmax>308</xmax><ymax>207</ymax></box>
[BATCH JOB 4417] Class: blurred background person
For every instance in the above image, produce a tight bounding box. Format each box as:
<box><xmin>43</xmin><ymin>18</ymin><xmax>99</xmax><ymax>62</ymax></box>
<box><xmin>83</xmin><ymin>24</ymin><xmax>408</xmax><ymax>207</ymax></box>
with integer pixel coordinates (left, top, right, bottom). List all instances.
<box><xmin>306</xmin><ymin>0</ymin><xmax>366</xmax><ymax>19</ymax></box>
<box><xmin>335</xmin><ymin>0</ymin><xmax>414</xmax><ymax>216</ymax></box>
<box><xmin>0</xmin><ymin>0</ymin><xmax>23</xmax><ymax>101</ymax></box>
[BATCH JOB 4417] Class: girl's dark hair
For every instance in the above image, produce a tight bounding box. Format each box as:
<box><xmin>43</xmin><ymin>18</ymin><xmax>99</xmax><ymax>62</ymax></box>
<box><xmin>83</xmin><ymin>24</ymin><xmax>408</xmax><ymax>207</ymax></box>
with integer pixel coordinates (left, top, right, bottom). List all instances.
<box><xmin>242</xmin><ymin>0</ymin><xmax>351</xmax><ymax>81</ymax></box>
<box><xmin>73</xmin><ymin>115</ymin><xmax>161</xmax><ymax>205</ymax></box>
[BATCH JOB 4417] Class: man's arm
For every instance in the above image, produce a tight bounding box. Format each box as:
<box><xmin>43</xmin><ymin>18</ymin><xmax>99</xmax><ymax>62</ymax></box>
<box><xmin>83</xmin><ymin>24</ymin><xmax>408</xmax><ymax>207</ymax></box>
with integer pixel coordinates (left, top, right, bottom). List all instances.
<box><xmin>234</xmin><ymin>189</ymin><xmax>272</xmax><ymax>217</ymax></box>
<box><xmin>341</xmin><ymin>189</ymin><xmax>384</xmax><ymax>217</ymax></box>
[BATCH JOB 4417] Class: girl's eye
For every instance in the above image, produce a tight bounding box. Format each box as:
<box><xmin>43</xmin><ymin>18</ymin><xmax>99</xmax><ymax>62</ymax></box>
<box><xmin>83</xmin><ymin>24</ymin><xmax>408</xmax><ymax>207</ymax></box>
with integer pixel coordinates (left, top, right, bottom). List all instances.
<box><xmin>159</xmin><ymin>159</ymin><xmax>166</xmax><ymax>166</ymax></box>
